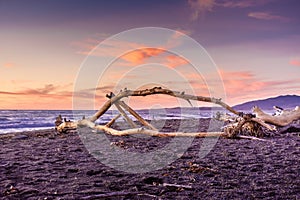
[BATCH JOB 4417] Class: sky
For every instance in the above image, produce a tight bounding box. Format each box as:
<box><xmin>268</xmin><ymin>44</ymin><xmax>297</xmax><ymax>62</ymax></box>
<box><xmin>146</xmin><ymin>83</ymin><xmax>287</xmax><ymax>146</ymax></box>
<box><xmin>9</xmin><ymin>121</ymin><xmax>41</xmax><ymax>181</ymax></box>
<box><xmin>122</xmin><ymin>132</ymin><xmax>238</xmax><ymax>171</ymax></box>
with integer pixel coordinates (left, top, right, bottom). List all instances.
<box><xmin>0</xmin><ymin>0</ymin><xmax>300</xmax><ymax>110</ymax></box>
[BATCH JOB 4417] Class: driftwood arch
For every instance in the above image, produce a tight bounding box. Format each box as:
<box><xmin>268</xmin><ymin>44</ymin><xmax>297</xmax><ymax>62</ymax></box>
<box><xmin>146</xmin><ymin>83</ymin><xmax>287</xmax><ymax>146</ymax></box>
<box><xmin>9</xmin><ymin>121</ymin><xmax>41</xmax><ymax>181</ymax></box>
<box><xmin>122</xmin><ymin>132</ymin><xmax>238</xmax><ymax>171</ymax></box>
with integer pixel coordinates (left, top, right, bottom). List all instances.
<box><xmin>55</xmin><ymin>87</ymin><xmax>300</xmax><ymax>140</ymax></box>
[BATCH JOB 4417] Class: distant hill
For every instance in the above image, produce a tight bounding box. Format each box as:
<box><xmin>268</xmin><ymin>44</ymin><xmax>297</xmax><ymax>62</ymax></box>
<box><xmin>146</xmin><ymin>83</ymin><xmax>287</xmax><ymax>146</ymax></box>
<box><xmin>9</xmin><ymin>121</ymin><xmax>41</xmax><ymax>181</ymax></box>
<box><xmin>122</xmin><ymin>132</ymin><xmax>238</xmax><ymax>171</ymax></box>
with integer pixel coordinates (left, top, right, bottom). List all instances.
<box><xmin>233</xmin><ymin>95</ymin><xmax>300</xmax><ymax>111</ymax></box>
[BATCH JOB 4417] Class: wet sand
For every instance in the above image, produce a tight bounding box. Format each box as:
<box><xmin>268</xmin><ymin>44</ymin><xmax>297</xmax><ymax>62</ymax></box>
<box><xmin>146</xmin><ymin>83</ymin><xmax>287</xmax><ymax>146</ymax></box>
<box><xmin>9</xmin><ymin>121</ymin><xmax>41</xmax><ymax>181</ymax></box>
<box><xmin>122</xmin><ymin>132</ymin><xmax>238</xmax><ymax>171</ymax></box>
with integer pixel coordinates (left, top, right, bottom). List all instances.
<box><xmin>0</xmin><ymin>119</ymin><xmax>299</xmax><ymax>199</ymax></box>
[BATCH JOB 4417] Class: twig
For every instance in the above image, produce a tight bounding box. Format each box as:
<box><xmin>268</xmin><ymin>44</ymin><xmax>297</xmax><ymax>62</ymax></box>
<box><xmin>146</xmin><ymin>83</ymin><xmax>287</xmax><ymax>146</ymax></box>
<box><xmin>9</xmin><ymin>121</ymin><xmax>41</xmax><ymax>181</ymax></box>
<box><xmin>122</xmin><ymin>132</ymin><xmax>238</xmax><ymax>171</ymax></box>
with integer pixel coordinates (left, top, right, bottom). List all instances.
<box><xmin>162</xmin><ymin>183</ymin><xmax>193</xmax><ymax>189</ymax></box>
<box><xmin>137</xmin><ymin>193</ymin><xmax>159</xmax><ymax>199</ymax></box>
<box><xmin>105</xmin><ymin>114</ymin><xmax>121</xmax><ymax>127</ymax></box>
<box><xmin>236</xmin><ymin>135</ymin><xmax>268</xmax><ymax>141</ymax></box>
<box><xmin>81</xmin><ymin>191</ymin><xmax>139</xmax><ymax>200</ymax></box>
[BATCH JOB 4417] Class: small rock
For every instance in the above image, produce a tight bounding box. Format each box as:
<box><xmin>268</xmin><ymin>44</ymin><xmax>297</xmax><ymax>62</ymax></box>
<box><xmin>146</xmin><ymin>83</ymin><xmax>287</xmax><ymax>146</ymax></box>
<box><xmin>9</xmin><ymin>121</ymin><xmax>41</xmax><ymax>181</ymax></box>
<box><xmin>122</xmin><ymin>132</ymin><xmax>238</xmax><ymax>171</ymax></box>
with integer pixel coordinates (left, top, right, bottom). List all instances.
<box><xmin>67</xmin><ymin>168</ymin><xmax>79</xmax><ymax>173</ymax></box>
<box><xmin>86</xmin><ymin>169</ymin><xmax>102</xmax><ymax>176</ymax></box>
<box><xmin>13</xmin><ymin>135</ymin><xmax>28</xmax><ymax>140</ymax></box>
<box><xmin>4</xmin><ymin>185</ymin><xmax>19</xmax><ymax>195</ymax></box>
<box><xmin>19</xmin><ymin>187</ymin><xmax>39</xmax><ymax>195</ymax></box>
<box><xmin>143</xmin><ymin>176</ymin><xmax>163</xmax><ymax>185</ymax></box>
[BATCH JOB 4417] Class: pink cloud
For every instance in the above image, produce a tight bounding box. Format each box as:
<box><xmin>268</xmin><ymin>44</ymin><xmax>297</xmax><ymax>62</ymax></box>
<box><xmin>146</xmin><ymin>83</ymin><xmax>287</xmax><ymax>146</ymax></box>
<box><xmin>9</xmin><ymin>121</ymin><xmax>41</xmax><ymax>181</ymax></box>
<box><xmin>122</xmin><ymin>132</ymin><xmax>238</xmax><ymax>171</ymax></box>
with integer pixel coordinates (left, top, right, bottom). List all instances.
<box><xmin>248</xmin><ymin>12</ymin><xmax>289</xmax><ymax>22</ymax></box>
<box><xmin>0</xmin><ymin>83</ymin><xmax>114</xmax><ymax>109</ymax></box>
<box><xmin>0</xmin><ymin>84</ymin><xmax>73</xmax><ymax>109</ymax></box>
<box><xmin>216</xmin><ymin>69</ymin><xmax>300</xmax><ymax>105</ymax></box>
<box><xmin>3</xmin><ymin>62</ymin><xmax>15</xmax><ymax>68</ymax></box>
<box><xmin>163</xmin><ymin>55</ymin><xmax>189</xmax><ymax>68</ymax></box>
<box><xmin>289</xmin><ymin>58</ymin><xmax>300</xmax><ymax>67</ymax></box>
<box><xmin>121</xmin><ymin>48</ymin><xmax>166</xmax><ymax>65</ymax></box>
<box><xmin>219</xmin><ymin>70</ymin><xmax>254</xmax><ymax>79</ymax></box>
<box><xmin>73</xmin><ymin>30</ymin><xmax>190</xmax><ymax>66</ymax></box>
<box><xmin>187</xmin><ymin>0</ymin><xmax>274</xmax><ymax>21</ymax></box>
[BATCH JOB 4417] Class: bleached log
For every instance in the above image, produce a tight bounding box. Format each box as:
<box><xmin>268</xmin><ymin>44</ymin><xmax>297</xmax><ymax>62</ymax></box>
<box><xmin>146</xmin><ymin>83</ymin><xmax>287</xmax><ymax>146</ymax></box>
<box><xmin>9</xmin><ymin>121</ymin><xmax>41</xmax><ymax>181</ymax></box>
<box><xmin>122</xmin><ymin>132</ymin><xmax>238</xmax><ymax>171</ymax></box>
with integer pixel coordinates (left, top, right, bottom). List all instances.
<box><xmin>114</xmin><ymin>101</ymin><xmax>137</xmax><ymax>128</ymax></box>
<box><xmin>162</xmin><ymin>183</ymin><xmax>193</xmax><ymax>189</ymax></box>
<box><xmin>250</xmin><ymin>118</ymin><xmax>276</xmax><ymax>131</ymax></box>
<box><xmin>118</xmin><ymin>100</ymin><xmax>157</xmax><ymax>131</ymax></box>
<box><xmin>219</xmin><ymin>113</ymin><xmax>237</xmax><ymax>123</ymax></box>
<box><xmin>253</xmin><ymin>106</ymin><xmax>300</xmax><ymax>127</ymax></box>
<box><xmin>78</xmin><ymin>119</ymin><xmax>225</xmax><ymax>138</ymax></box>
<box><xmin>89</xmin><ymin>87</ymin><xmax>239</xmax><ymax>122</ymax></box>
<box><xmin>279</xmin><ymin>123</ymin><xmax>300</xmax><ymax>133</ymax></box>
<box><xmin>56</xmin><ymin>121</ymin><xmax>78</xmax><ymax>133</ymax></box>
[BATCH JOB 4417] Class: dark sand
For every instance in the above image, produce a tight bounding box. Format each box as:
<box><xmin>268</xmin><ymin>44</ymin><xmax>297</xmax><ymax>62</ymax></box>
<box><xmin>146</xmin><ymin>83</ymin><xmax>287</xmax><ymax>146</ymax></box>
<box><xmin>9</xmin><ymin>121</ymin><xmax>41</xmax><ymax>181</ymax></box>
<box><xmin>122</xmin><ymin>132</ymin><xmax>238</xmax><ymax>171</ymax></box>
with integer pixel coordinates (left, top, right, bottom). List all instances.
<box><xmin>0</xmin><ymin>119</ymin><xmax>299</xmax><ymax>199</ymax></box>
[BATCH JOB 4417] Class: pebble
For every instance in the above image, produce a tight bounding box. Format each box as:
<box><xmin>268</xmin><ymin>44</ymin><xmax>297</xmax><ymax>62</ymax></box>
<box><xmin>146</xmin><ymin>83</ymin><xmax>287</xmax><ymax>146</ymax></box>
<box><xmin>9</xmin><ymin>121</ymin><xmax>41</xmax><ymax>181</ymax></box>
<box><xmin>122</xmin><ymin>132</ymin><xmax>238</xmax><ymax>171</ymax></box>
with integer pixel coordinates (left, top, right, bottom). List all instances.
<box><xmin>13</xmin><ymin>134</ymin><xmax>28</xmax><ymax>140</ymax></box>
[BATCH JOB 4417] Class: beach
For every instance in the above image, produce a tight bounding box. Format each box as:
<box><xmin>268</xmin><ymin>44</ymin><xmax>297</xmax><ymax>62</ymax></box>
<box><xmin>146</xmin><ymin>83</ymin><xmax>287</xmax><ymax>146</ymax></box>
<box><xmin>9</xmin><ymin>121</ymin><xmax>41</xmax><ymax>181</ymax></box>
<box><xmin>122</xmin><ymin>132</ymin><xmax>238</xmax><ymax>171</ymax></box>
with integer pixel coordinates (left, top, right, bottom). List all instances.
<box><xmin>0</xmin><ymin>119</ymin><xmax>299</xmax><ymax>199</ymax></box>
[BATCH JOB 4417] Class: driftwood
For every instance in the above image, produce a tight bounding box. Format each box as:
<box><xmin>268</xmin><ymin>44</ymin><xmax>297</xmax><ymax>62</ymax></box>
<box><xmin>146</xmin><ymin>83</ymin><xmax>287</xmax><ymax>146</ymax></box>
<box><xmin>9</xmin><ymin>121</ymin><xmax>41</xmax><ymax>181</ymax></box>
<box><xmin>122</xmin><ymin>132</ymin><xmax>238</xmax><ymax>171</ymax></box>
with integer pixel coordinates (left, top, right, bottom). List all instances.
<box><xmin>57</xmin><ymin>118</ymin><xmax>225</xmax><ymax>138</ymax></box>
<box><xmin>117</xmin><ymin>100</ymin><xmax>157</xmax><ymax>130</ymax></box>
<box><xmin>105</xmin><ymin>114</ymin><xmax>121</xmax><ymax>128</ymax></box>
<box><xmin>55</xmin><ymin>87</ymin><xmax>300</xmax><ymax>139</ymax></box>
<box><xmin>114</xmin><ymin>101</ymin><xmax>137</xmax><ymax>128</ymax></box>
<box><xmin>89</xmin><ymin>87</ymin><xmax>239</xmax><ymax>123</ymax></box>
<box><xmin>162</xmin><ymin>183</ymin><xmax>193</xmax><ymax>189</ymax></box>
<box><xmin>81</xmin><ymin>191</ymin><xmax>140</xmax><ymax>200</ymax></box>
<box><xmin>253</xmin><ymin>106</ymin><xmax>300</xmax><ymax>127</ymax></box>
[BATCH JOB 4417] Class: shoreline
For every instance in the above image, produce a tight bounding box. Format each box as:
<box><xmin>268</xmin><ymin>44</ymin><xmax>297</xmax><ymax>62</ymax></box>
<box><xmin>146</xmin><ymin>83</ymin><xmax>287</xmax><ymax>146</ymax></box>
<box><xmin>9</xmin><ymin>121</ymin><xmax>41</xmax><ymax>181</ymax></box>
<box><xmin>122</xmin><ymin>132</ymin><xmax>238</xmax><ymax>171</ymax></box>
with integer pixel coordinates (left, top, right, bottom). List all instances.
<box><xmin>0</xmin><ymin>119</ymin><xmax>299</xmax><ymax>199</ymax></box>
<box><xmin>0</xmin><ymin>127</ymin><xmax>54</xmax><ymax>136</ymax></box>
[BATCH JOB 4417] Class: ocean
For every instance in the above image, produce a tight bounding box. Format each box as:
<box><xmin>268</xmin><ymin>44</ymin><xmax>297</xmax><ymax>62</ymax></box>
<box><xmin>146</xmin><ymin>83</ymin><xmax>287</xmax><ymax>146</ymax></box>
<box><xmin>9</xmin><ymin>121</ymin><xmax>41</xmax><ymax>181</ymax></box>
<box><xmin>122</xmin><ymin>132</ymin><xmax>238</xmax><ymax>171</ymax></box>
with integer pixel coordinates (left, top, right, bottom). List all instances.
<box><xmin>0</xmin><ymin>107</ymin><xmax>262</xmax><ymax>134</ymax></box>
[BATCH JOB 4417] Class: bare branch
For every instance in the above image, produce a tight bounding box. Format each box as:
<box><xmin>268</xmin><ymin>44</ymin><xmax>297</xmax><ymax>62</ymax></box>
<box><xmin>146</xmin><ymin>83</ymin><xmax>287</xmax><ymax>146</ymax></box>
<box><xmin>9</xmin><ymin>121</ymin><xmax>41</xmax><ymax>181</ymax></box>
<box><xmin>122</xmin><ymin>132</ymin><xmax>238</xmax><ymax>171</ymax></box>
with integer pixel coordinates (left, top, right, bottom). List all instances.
<box><xmin>105</xmin><ymin>114</ymin><xmax>121</xmax><ymax>127</ymax></box>
<box><xmin>90</xmin><ymin>87</ymin><xmax>239</xmax><ymax>122</ymax></box>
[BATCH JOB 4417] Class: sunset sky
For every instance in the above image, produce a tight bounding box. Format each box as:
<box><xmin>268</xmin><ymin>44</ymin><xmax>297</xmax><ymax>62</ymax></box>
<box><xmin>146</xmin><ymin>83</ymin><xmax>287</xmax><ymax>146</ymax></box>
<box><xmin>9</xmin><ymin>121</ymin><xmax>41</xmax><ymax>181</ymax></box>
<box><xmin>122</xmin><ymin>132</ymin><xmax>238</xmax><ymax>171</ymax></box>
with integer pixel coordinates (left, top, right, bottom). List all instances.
<box><xmin>1</xmin><ymin>0</ymin><xmax>300</xmax><ymax>110</ymax></box>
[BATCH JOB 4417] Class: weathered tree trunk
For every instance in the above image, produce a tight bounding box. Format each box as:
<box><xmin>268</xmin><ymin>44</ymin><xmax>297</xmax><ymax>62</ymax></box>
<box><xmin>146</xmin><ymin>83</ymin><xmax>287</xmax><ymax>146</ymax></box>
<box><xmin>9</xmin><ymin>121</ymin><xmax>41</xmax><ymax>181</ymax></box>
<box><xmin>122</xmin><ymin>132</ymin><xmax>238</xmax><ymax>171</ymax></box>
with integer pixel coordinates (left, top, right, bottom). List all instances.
<box><xmin>55</xmin><ymin>86</ymin><xmax>300</xmax><ymax>139</ymax></box>
<box><xmin>253</xmin><ymin>106</ymin><xmax>300</xmax><ymax>127</ymax></box>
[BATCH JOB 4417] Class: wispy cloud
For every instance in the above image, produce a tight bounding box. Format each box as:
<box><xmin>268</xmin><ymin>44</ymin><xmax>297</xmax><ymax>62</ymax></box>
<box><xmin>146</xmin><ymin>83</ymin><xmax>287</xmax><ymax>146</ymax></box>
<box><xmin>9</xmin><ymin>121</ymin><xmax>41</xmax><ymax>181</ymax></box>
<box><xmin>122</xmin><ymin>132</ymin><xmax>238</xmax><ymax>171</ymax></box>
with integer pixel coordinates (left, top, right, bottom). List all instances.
<box><xmin>187</xmin><ymin>0</ymin><xmax>274</xmax><ymax>21</ymax></box>
<box><xmin>188</xmin><ymin>0</ymin><xmax>216</xmax><ymax>20</ymax></box>
<box><xmin>218</xmin><ymin>69</ymin><xmax>299</xmax><ymax>104</ymax></box>
<box><xmin>289</xmin><ymin>58</ymin><xmax>300</xmax><ymax>67</ymax></box>
<box><xmin>248</xmin><ymin>12</ymin><xmax>289</xmax><ymax>22</ymax></box>
<box><xmin>165</xmin><ymin>29</ymin><xmax>192</xmax><ymax>49</ymax></box>
<box><xmin>73</xmin><ymin>29</ymin><xmax>189</xmax><ymax>67</ymax></box>
<box><xmin>0</xmin><ymin>84</ymin><xmax>74</xmax><ymax>110</ymax></box>
<box><xmin>0</xmin><ymin>84</ymin><xmax>77</xmax><ymax>98</ymax></box>
<box><xmin>0</xmin><ymin>84</ymin><xmax>59</xmax><ymax>96</ymax></box>
<box><xmin>72</xmin><ymin>36</ymin><xmax>143</xmax><ymax>58</ymax></box>
<box><xmin>221</xmin><ymin>1</ymin><xmax>255</xmax><ymax>8</ymax></box>
<box><xmin>0</xmin><ymin>83</ymin><xmax>114</xmax><ymax>109</ymax></box>
<box><xmin>219</xmin><ymin>0</ymin><xmax>273</xmax><ymax>8</ymax></box>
